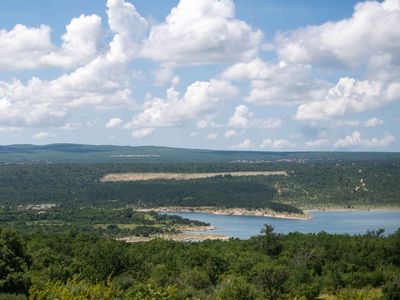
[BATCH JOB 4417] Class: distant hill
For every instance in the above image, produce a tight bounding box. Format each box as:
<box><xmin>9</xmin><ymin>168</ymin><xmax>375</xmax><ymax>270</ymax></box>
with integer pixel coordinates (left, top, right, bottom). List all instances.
<box><xmin>0</xmin><ymin>143</ymin><xmax>399</xmax><ymax>163</ymax></box>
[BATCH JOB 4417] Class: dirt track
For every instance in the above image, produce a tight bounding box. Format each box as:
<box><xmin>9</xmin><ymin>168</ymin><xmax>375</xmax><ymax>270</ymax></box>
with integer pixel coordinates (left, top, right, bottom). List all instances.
<box><xmin>101</xmin><ymin>171</ymin><xmax>287</xmax><ymax>182</ymax></box>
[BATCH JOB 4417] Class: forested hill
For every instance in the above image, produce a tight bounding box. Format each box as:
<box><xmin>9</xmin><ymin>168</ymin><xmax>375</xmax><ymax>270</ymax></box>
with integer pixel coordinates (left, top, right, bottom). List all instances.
<box><xmin>1</xmin><ymin>143</ymin><xmax>399</xmax><ymax>163</ymax></box>
<box><xmin>1</xmin><ymin>226</ymin><xmax>400</xmax><ymax>299</ymax></box>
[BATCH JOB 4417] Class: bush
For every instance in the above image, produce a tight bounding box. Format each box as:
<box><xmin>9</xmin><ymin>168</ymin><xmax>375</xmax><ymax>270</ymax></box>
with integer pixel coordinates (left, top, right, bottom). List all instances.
<box><xmin>124</xmin><ymin>284</ymin><xmax>177</xmax><ymax>300</ymax></box>
<box><xmin>383</xmin><ymin>277</ymin><xmax>400</xmax><ymax>300</ymax></box>
<box><xmin>216</xmin><ymin>276</ymin><xmax>257</xmax><ymax>300</ymax></box>
<box><xmin>28</xmin><ymin>277</ymin><xmax>121</xmax><ymax>300</ymax></box>
<box><xmin>0</xmin><ymin>294</ymin><xmax>27</xmax><ymax>300</ymax></box>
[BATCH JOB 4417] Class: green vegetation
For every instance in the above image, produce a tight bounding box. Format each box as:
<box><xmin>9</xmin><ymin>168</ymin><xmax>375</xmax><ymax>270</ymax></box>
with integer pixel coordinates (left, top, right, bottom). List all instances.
<box><xmin>1</xmin><ymin>226</ymin><xmax>400</xmax><ymax>299</ymax></box>
<box><xmin>1</xmin><ymin>159</ymin><xmax>399</xmax><ymax>212</ymax></box>
<box><xmin>1</xmin><ymin>143</ymin><xmax>400</xmax><ymax>163</ymax></box>
<box><xmin>1</xmin><ymin>145</ymin><xmax>400</xmax><ymax>298</ymax></box>
<box><xmin>0</xmin><ymin>207</ymin><xmax>207</xmax><ymax>238</ymax></box>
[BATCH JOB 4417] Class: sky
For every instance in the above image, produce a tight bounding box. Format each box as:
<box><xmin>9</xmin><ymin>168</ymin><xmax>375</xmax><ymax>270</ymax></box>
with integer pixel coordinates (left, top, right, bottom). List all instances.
<box><xmin>1</xmin><ymin>0</ymin><xmax>400</xmax><ymax>151</ymax></box>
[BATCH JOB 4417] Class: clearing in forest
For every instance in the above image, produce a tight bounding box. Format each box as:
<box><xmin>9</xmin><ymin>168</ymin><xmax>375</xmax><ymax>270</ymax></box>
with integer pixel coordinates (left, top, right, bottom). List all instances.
<box><xmin>101</xmin><ymin>171</ymin><xmax>288</xmax><ymax>182</ymax></box>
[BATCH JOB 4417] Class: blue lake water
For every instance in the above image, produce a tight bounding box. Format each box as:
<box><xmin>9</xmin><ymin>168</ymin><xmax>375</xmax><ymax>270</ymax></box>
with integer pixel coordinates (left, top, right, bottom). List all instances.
<box><xmin>164</xmin><ymin>210</ymin><xmax>400</xmax><ymax>239</ymax></box>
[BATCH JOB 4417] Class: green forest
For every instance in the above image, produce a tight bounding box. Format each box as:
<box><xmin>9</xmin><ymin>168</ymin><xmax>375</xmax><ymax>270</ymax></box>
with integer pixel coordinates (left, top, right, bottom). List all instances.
<box><xmin>1</xmin><ymin>147</ymin><xmax>400</xmax><ymax>299</ymax></box>
<box><xmin>1</xmin><ymin>226</ymin><xmax>400</xmax><ymax>299</ymax></box>
<box><xmin>1</xmin><ymin>144</ymin><xmax>399</xmax><ymax>164</ymax></box>
<box><xmin>0</xmin><ymin>207</ymin><xmax>207</xmax><ymax>238</ymax></box>
<box><xmin>1</xmin><ymin>159</ymin><xmax>399</xmax><ymax>213</ymax></box>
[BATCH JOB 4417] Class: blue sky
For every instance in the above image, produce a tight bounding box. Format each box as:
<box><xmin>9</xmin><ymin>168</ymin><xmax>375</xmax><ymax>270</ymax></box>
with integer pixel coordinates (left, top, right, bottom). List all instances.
<box><xmin>1</xmin><ymin>0</ymin><xmax>399</xmax><ymax>151</ymax></box>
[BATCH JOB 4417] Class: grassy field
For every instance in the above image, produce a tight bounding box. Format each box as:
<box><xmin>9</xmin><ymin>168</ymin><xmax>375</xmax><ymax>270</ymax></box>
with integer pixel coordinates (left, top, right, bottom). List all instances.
<box><xmin>101</xmin><ymin>171</ymin><xmax>288</xmax><ymax>181</ymax></box>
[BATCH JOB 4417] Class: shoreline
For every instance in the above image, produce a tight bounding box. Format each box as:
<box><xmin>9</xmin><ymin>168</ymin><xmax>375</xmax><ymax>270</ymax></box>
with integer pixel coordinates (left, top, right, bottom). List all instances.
<box><xmin>137</xmin><ymin>205</ymin><xmax>400</xmax><ymax>221</ymax></box>
<box><xmin>121</xmin><ymin>207</ymin><xmax>400</xmax><ymax>242</ymax></box>
<box><xmin>137</xmin><ymin>206</ymin><xmax>311</xmax><ymax>220</ymax></box>
<box><xmin>303</xmin><ymin>206</ymin><xmax>400</xmax><ymax>213</ymax></box>
<box><xmin>176</xmin><ymin>225</ymin><xmax>216</xmax><ymax>231</ymax></box>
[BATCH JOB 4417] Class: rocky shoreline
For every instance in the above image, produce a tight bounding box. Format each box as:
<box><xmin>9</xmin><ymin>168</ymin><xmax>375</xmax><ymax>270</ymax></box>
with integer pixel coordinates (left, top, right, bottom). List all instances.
<box><xmin>303</xmin><ymin>206</ymin><xmax>400</xmax><ymax>213</ymax></box>
<box><xmin>176</xmin><ymin>225</ymin><xmax>216</xmax><ymax>231</ymax></box>
<box><xmin>137</xmin><ymin>206</ymin><xmax>311</xmax><ymax>220</ymax></box>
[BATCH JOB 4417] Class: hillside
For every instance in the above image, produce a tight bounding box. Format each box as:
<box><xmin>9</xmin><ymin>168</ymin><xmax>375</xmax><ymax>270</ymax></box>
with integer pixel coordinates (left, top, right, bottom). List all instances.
<box><xmin>0</xmin><ymin>146</ymin><xmax>399</xmax><ymax>212</ymax></box>
<box><xmin>1</xmin><ymin>143</ymin><xmax>399</xmax><ymax>163</ymax></box>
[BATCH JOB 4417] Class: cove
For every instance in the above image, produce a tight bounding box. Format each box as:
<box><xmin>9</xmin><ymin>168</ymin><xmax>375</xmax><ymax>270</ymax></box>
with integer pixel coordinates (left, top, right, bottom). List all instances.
<box><xmin>164</xmin><ymin>210</ymin><xmax>400</xmax><ymax>239</ymax></box>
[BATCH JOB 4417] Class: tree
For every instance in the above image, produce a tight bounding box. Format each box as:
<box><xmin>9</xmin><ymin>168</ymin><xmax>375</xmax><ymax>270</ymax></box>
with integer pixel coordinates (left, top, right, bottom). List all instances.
<box><xmin>204</xmin><ymin>255</ymin><xmax>228</xmax><ymax>284</ymax></box>
<box><xmin>216</xmin><ymin>276</ymin><xmax>257</xmax><ymax>300</ymax></box>
<box><xmin>383</xmin><ymin>277</ymin><xmax>400</xmax><ymax>300</ymax></box>
<box><xmin>255</xmin><ymin>264</ymin><xmax>288</xmax><ymax>300</ymax></box>
<box><xmin>260</xmin><ymin>225</ymin><xmax>283</xmax><ymax>256</ymax></box>
<box><xmin>0</xmin><ymin>228</ymin><xmax>31</xmax><ymax>294</ymax></box>
<box><xmin>124</xmin><ymin>283</ymin><xmax>177</xmax><ymax>300</ymax></box>
<box><xmin>76</xmin><ymin>239</ymin><xmax>127</xmax><ymax>282</ymax></box>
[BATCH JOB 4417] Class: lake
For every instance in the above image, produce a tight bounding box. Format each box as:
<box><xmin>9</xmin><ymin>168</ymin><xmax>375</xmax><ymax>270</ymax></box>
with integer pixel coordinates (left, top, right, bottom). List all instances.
<box><xmin>165</xmin><ymin>210</ymin><xmax>400</xmax><ymax>239</ymax></box>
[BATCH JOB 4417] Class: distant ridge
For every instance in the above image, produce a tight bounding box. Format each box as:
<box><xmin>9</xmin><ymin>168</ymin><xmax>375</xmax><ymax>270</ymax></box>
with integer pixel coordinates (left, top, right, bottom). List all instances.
<box><xmin>0</xmin><ymin>143</ymin><xmax>399</xmax><ymax>163</ymax></box>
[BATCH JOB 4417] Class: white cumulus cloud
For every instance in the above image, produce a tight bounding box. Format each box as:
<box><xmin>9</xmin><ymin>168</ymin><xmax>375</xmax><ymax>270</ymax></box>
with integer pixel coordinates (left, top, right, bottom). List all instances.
<box><xmin>205</xmin><ymin>133</ymin><xmax>218</xmax><ymax>140</ymax></box>
<box><xmin>336</xmin><ymin>117</ymin><xmax>384</xmax><ymax>128</ymax></box>
<box><xmin>107</xmin><ymin>0</ymin><xmax>149</xmax><ymax>61</ymax></box>
<box><xmin>0</xmin><ymin>0</ymin><xmax>140</xmax><ymax>128</ymax></box>
<box><xmin>275</xmin><ymin>0</ymin><xmax>400</xmax><ymax>69</ymax></box>
<box><xmin>295</xmin><ymin>77</ymin><xmax>399</xmax><ymax>120</ymax></box>
<box><xmin>41</xmin><ymin>14</ymin><xmax>103</xmax><ymax>69</ymax></box>
<box><xmin>127</xmin><ymin>79</ymin><xmax>238</xmax><ymax>129</ymax></box>
<box><xmin>334</xmin><ymin>131</ymin><xmax>395</xmax><ymax>148</ymax></box>
<box><xmin>365</xmin><ymin>117</ymin><xmax>384</xmax><ymax>127</ymax></box>
<box><xmin>224</xmin><ymin>130</ymin><xmax>240</xmax><ymax>138</ymax></box>
<box><xmin>132</xmin><ymin>127</ymin><xmax>154</xmax><ymax>138</ymax></box>
<box><xmin>260</xmin><ymin>138</ymin><xmax>293</xmax><ymax>149</ymax></box>
<box><xmin>196</xmin><ymin>115</ymin><xmax>221</xmax><ymax>129</ymax></box>
<box><xmin>0</xmin><ymin>14</ymin><xmax>103</xmax><ymax>71</ymax></box>
<box><xmin>141</xmin><ymin>0</ymin><xmax>262</xmax><ymax>66</ymax></box>
<box><xmin>105</xmin><ymin>117</ymin><xmax>123</xmax><ymax>128</ymax></box>
<box><xmin>0</xmin><ymin>24</ymin><xmax>53</xmax><ymax>71</ymax></box>
<box><xmin>232</xmin><ymin>139</ymin><xmax>254</xmax><ymax>150</ymax></box>
<box><xmin>228</xmin><ymin>104</ymin><xmax>281</xmax><ymax>128</ymax></box>
<box><xmin>33</xmin><ymin>132</ymin><xmax>50</xmax><ymax>139</ymax></box>
<box><xmin>222</xmin><ymin>58</ymin><xmax>329</xmax><ymax>105</ymax></box>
